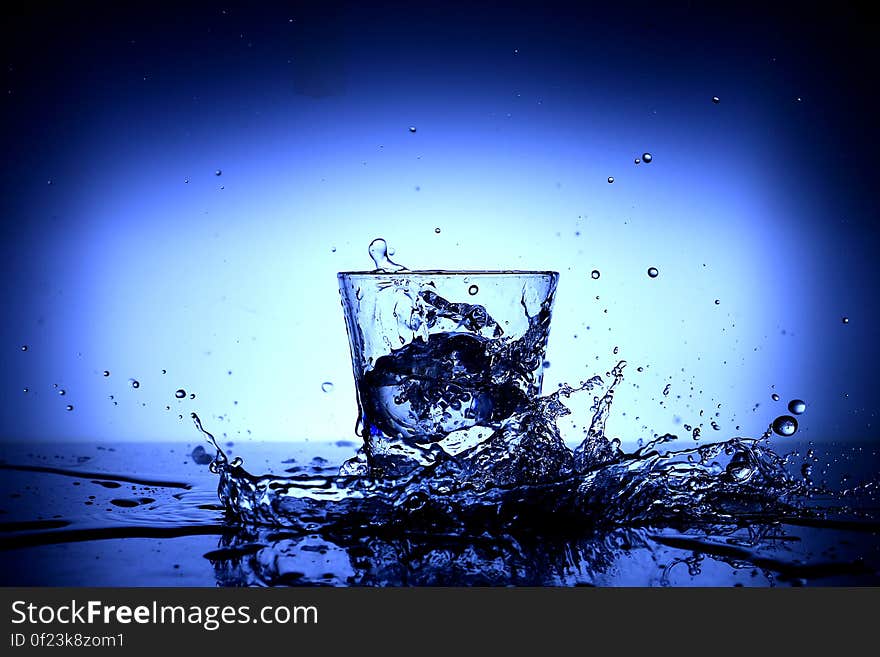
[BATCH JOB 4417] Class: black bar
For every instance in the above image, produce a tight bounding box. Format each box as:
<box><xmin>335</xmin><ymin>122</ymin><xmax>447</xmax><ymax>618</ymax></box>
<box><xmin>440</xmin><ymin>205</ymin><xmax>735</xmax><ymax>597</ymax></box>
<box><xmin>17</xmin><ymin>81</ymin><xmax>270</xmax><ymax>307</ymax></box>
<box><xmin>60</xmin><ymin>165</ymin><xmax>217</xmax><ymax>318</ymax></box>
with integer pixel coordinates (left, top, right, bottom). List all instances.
<box><xmin>1</xmin><ymin>588</ymin><xmax>877</xmax><ymax>652</ymax></box>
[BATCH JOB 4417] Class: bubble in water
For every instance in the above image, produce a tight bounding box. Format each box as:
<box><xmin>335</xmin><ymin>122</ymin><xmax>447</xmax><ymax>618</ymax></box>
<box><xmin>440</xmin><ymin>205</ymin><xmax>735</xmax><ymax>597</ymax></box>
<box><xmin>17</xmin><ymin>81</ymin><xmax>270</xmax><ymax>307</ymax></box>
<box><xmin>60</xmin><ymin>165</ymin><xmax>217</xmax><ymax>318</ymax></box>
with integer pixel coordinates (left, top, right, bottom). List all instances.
<box><xmin>842</xmin><ymin>316</ymin><xmax>849</xmax><ymax>324</ymax></box>
<box><xmin>368</xmin><ymin>238</ymin><xmax>405</xmax><ymax>272</ymax></box>
<box><xmin>771</xmin><ymin>415</ymin><xmax>798</xmax><ymax>437</ymax></box>
<box><xmin>468</xmin><ymin>284</ymin><xmax>479</xmax><ymax>295</ymax></box>
<box><xmin>434</xmin><ymin>227</ymin><xmax>441</xmax><ymax>234</ymax></box>
<box><xmin>65</xmin><ymin>404</ymin><xmax>74</xmax><ymax>411</ymax></box>
<box><xmin>607</xmin><ymin>176</ymin><xmax>614</xmax><ymax>183</ymax></box>
<box><xmin>591</xmin><ymin>270</ymin><xmax>600</xmax><ymax>280</ymax></box>
<box><xmin>641</xmin><ymin>152</ymin><xmax>653</xmax><ymax>163</ymax></box>
<box><xmin>103</xmin><ymin>370</ymin><xmax>110</xmax><ymax>377</ymax></box>
<box><xmin>408</xmin><ymin>126</ymin><xmax>417</xmax><ymax>133</ymax></box>
<box><xmin>788</xmin><ymin>399</ymin><xmax>806</xmax><ymax>415</ymax></box>
<box><xmin>215</xmin><ymin>169</ymin><xmax>222</xmax><ymax>176</ymax></box>
<box><xmin>321</xmin><ymin>382</ymin><xmax>334</xmax><ymax>393</ymax></box>
<box><xmin>647</xmin><ymin>267</ymin><xmax>659</xmax><ymax>278</ymax></box>
<box><xmin>131</xmin><ymin>380</ymin><xmax>140</xmax><ymax>389</ymax></box>
<box><xmin>771</xmin><ymin>393</ymin><xmax>780</xmax><ymax>401</ymax></box>
<box><xmin>20</xmin><ymin>345</ymin><xmax>28</xmax><ymax>352</ymax></box>
<box><xmin>712</xmin><ymin>96</ymin><xmax>720</xmax><ymax>104</ymax></box>
<box><xmin>175</xmin><ymin>389</ymin><xmax>186</xmax><ymax>399</ymax></box>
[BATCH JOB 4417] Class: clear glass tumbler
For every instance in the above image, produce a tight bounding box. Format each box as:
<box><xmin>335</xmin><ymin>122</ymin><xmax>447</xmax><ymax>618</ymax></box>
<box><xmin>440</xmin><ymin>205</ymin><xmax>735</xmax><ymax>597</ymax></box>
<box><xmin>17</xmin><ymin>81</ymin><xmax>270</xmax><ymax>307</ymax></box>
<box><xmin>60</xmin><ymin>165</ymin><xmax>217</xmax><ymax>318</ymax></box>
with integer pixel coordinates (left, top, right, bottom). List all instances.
<box><xmin>338</xmin><ymin>269</ymin><xmax>559</xmax><ymax>477</ymax></box>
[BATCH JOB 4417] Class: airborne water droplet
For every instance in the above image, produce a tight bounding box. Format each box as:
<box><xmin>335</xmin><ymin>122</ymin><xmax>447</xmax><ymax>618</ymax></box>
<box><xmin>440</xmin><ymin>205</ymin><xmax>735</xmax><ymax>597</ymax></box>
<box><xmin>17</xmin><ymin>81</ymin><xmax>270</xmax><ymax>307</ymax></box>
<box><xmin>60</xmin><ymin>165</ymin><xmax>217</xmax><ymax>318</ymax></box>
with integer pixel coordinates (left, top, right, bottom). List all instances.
<box><xmin>103</xmin><ymin>370</ymin><xmax>110</xmax><ymax>377</ymax></box>
<box><xmin>647</xmin><ymin>267</ymin><xmax>659</xmax><ymax>278</ymax></box>
<box><xmin>321</xmin><ymin>382</ymin><xmax>334</xmax><ymax>393</ymax></box>
<box><xmin>468</xmin><ymin>284</ymin><xmax>479</xmax><ymax>295</ymax></box>
<box><xmin>841</xmin><ymin>316</ymin><xmax>849</xmax><ymax>324</ymax></box>
<box><xmin>434</xmin><ymin>227</ymin><xmax>441</xmax><ymax>234</ymax></box>
<box><xmin>175</xmin><ymin>389</ymin><xmax>186</xmax><ymax>399</ymax></box>
<box><xmin>788</xmin><ymin>399</ymin><xmax>806</xmax><ymax>415</ymax></box>
<box><xmin>772</xmin><ymin>393</ymin><xmax>780</xmax><ymax>401</ymax></box>
<box><xmin>408</xmin><ymin>126</ymin><xmax>417</xmax><ymax>133</ymax></box>
<box><xmin>634</xmin><ymin>158</ymin><xmax>641</xmax><ymax>164</ymax></box>
<box><xmin>20</xmin><ymin>345</ymin><xmax>28</xmax><ymax>352</ymax></box>
<box><xmin>215</xmin><ymin>169</ymin><xmax>222</xmax><ymax>176</ymax></box>
<box><xmin>65</xmin><ymin>404</ymin><xmax>74</xmax><ymax>411</ymax></box>
<box><xmin>58</xmin><ymin>389</ymin><xmax>66</xmax><ymax>396</ymax></box>
<box><xmin>189</xmin><ymin>393</ymin><xmax>196</xmax><ymax>400</ymax></box>
<box><xmin>641</xmin><ymin>152</ymin><xmax>653</xmax><ymax>163</ymax></box>
<box><xmin>131</xmin><ymin>380</ymin><xmax>140</xmax><ymax>389</ymax></box>
<box><xmin>771</xmin><ymin>415</ymin><xmax>798</xmax><ymax>437</ymax></box>
<box><xmin>591</xmin><ymin>270</ymin><xmax>600</xmax><ymax>280</ymax></box>
<box><xmin>712</xmin><ymin>96</ymin><xmax>720</xmax><ymax>104</ymax></box>
<box><xmin>607</xmin><ymin>176</ymin><xmax>614</xmax><ymax>183</ymax></box>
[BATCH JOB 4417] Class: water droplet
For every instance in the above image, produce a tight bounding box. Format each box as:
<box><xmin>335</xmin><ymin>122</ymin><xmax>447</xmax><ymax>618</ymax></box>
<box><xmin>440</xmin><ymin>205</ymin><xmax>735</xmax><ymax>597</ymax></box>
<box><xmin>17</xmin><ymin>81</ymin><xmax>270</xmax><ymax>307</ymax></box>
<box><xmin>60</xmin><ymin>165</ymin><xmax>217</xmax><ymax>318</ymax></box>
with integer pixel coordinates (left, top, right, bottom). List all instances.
<box><xmin>161</xmin><ymin>369</ymin><xmax>167</xmax><ymax>375</ymax></box>
<box><xmin>23</xmin><ymin>387</ymin><xmax>29</xmax><ymax>393</ymax></box>
<box><xmin>647</xmin><ymin>267</ymin><xmax>659</xmax><ymax>278</ymax></box>
<box><xmin>771</xmin><ymin>393</ymin><xmax>780</xmax><ymax>401</ymax></box>
<box><xmin>714</xmin><ymin>299</ymin><xmax>720</xmax><ymax>305</ymax></box>
<box><xmin>434</xmin><ymin>227</ymin><xmax>441</xmax><ymax>234</ymax></box>
<box><xmin>788</xmin><ymin>399</ymin><xmax>806</xmax><ymax>415</ymax></box>
<box><xmin>712</xmin><ymin>96</ymin><xmax>720</xmax><ymax>104</ymax></box>
<box><xmin>58</xmin><ymin>389</ymin><xmax>66</xmax><ymax>396</ymax></box>
<box><xmin>662</xmin><ymin>384</ymin><xmax>671</xmax><ymax>396</ymax></box>
<box><xmin>607</xmin><ymin>176</ymin><xmax>614</xmax><ymax>183</ymax></box>
<box><xmin>215</xmin><ymin>169</ymin><xmax>222</xmax><ymax>176</ymax></box>
<box><xmin>20</xmin><ymin>345</ymin><xmax>28</xmax><ymax>352</ymax></box>
<box><xmin>65</xmin><ymin>404</ymin><xmax>74</xmax><ymax>411</ymax></box>
<box><xmin>641</xmin><ymin>152</ymin><xmax>653</xmax><ymax>163</ymax></box>
<box><xmin>103</xmin><ymin>370</ymin><xmax>110</xmax><ymax>377</ymax></box>
<box><xmin>591</xmin><ymin>270</ymin><xmax>600</xmax><ymax>280</ymax></box>
<box><xmin>321</xmin><ymin>382</ymin><xmax>334</xmax><ymax>393</ymax></box>
<box><xmin>468</xmin><ymin>284</ymin><xmax>479</xmax><ymax>295</ymax></box>
<box><xmin>175</xmin><ymin>389</ymin><xmax>186</xmax><ymax>399</ymax></box>
<box><xmin>131</xmin><ymin>380</ymin><xmax>140</xmax><ymax>389</ymax></box>
<box><xmin>408</xmin><ymin>126</ymin><xmax>417</xmax><ymax>133</ymax></box>
<box><xmin>841</xmin><ymin>316</ymin><xmax>849</xmax><ymax>324</ymax></box>
<box><xmin>184</xmin><ymin>177</ymin><xmax>190</xmax><ymax>184</ymax></box>
<box><xmin>634</xmin><ymin>158</ymin><xmax>640</xmax><ymax>164</ymax></box>
<box><xmin>771</xmin><ymin>415</ymin><xmax>798</xmax><ymax>437</ymax></box>
<box><xmin>368</xmin><ymin>238</ymin><xmax>405</xmax><ymax>272</ymax></box>
<box><xmin>331</xmin><ymin>246</ymin><xmax>337</xmax><ymax>253</ymax></box>
<box><xmin>189</xmin><ymin>393</ymin><xmax>196</xmax><ymax>400</ymax></box>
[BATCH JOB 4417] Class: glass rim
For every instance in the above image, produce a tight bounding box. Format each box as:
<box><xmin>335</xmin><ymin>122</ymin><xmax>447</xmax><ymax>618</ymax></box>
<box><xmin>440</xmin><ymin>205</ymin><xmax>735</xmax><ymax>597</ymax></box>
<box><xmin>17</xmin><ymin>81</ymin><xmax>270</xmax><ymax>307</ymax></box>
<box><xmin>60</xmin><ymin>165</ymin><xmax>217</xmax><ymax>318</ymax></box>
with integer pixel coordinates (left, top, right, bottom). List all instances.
<box><xmin>338</xmin><ymin>269</ymin><xmax>559</xmax><ymax>277</ymax></box>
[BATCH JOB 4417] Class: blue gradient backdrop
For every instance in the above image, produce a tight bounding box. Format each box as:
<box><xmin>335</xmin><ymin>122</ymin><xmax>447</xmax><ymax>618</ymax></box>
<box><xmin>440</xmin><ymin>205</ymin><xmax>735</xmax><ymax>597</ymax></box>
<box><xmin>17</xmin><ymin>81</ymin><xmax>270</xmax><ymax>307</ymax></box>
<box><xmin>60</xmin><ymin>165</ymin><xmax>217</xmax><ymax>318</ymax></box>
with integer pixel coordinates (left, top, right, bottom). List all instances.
<box><xmin>1</xmin><ymin>1</ymin><xmax>877</xmax><ymax>446</ymax></box>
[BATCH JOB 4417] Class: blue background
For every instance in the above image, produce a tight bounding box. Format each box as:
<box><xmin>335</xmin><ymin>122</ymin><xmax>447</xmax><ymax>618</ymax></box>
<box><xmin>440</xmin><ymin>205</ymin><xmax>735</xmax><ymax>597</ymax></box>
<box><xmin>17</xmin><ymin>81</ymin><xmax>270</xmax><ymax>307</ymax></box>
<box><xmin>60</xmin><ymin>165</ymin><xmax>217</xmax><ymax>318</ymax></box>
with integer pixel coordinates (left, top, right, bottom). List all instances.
<box><xmin>1</xmin><ymin>1</ymin><xmax>877</xmax><ymax>447</ymax></box>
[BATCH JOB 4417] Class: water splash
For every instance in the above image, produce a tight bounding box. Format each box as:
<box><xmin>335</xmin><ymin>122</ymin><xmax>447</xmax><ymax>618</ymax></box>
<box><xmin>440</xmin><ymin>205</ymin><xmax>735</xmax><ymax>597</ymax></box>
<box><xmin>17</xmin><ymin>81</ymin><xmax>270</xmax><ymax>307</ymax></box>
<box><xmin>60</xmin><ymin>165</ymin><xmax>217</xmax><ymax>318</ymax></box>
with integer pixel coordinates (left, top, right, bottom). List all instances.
<box><xmin>368</xmin><ymin>238</ymin><xmax>406</xmax><ymax>272</ymax></box>
<box><xmin>193</xmin><ymin>360</ymin><xmax>811</xmax><ymax>535</ymax></box>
